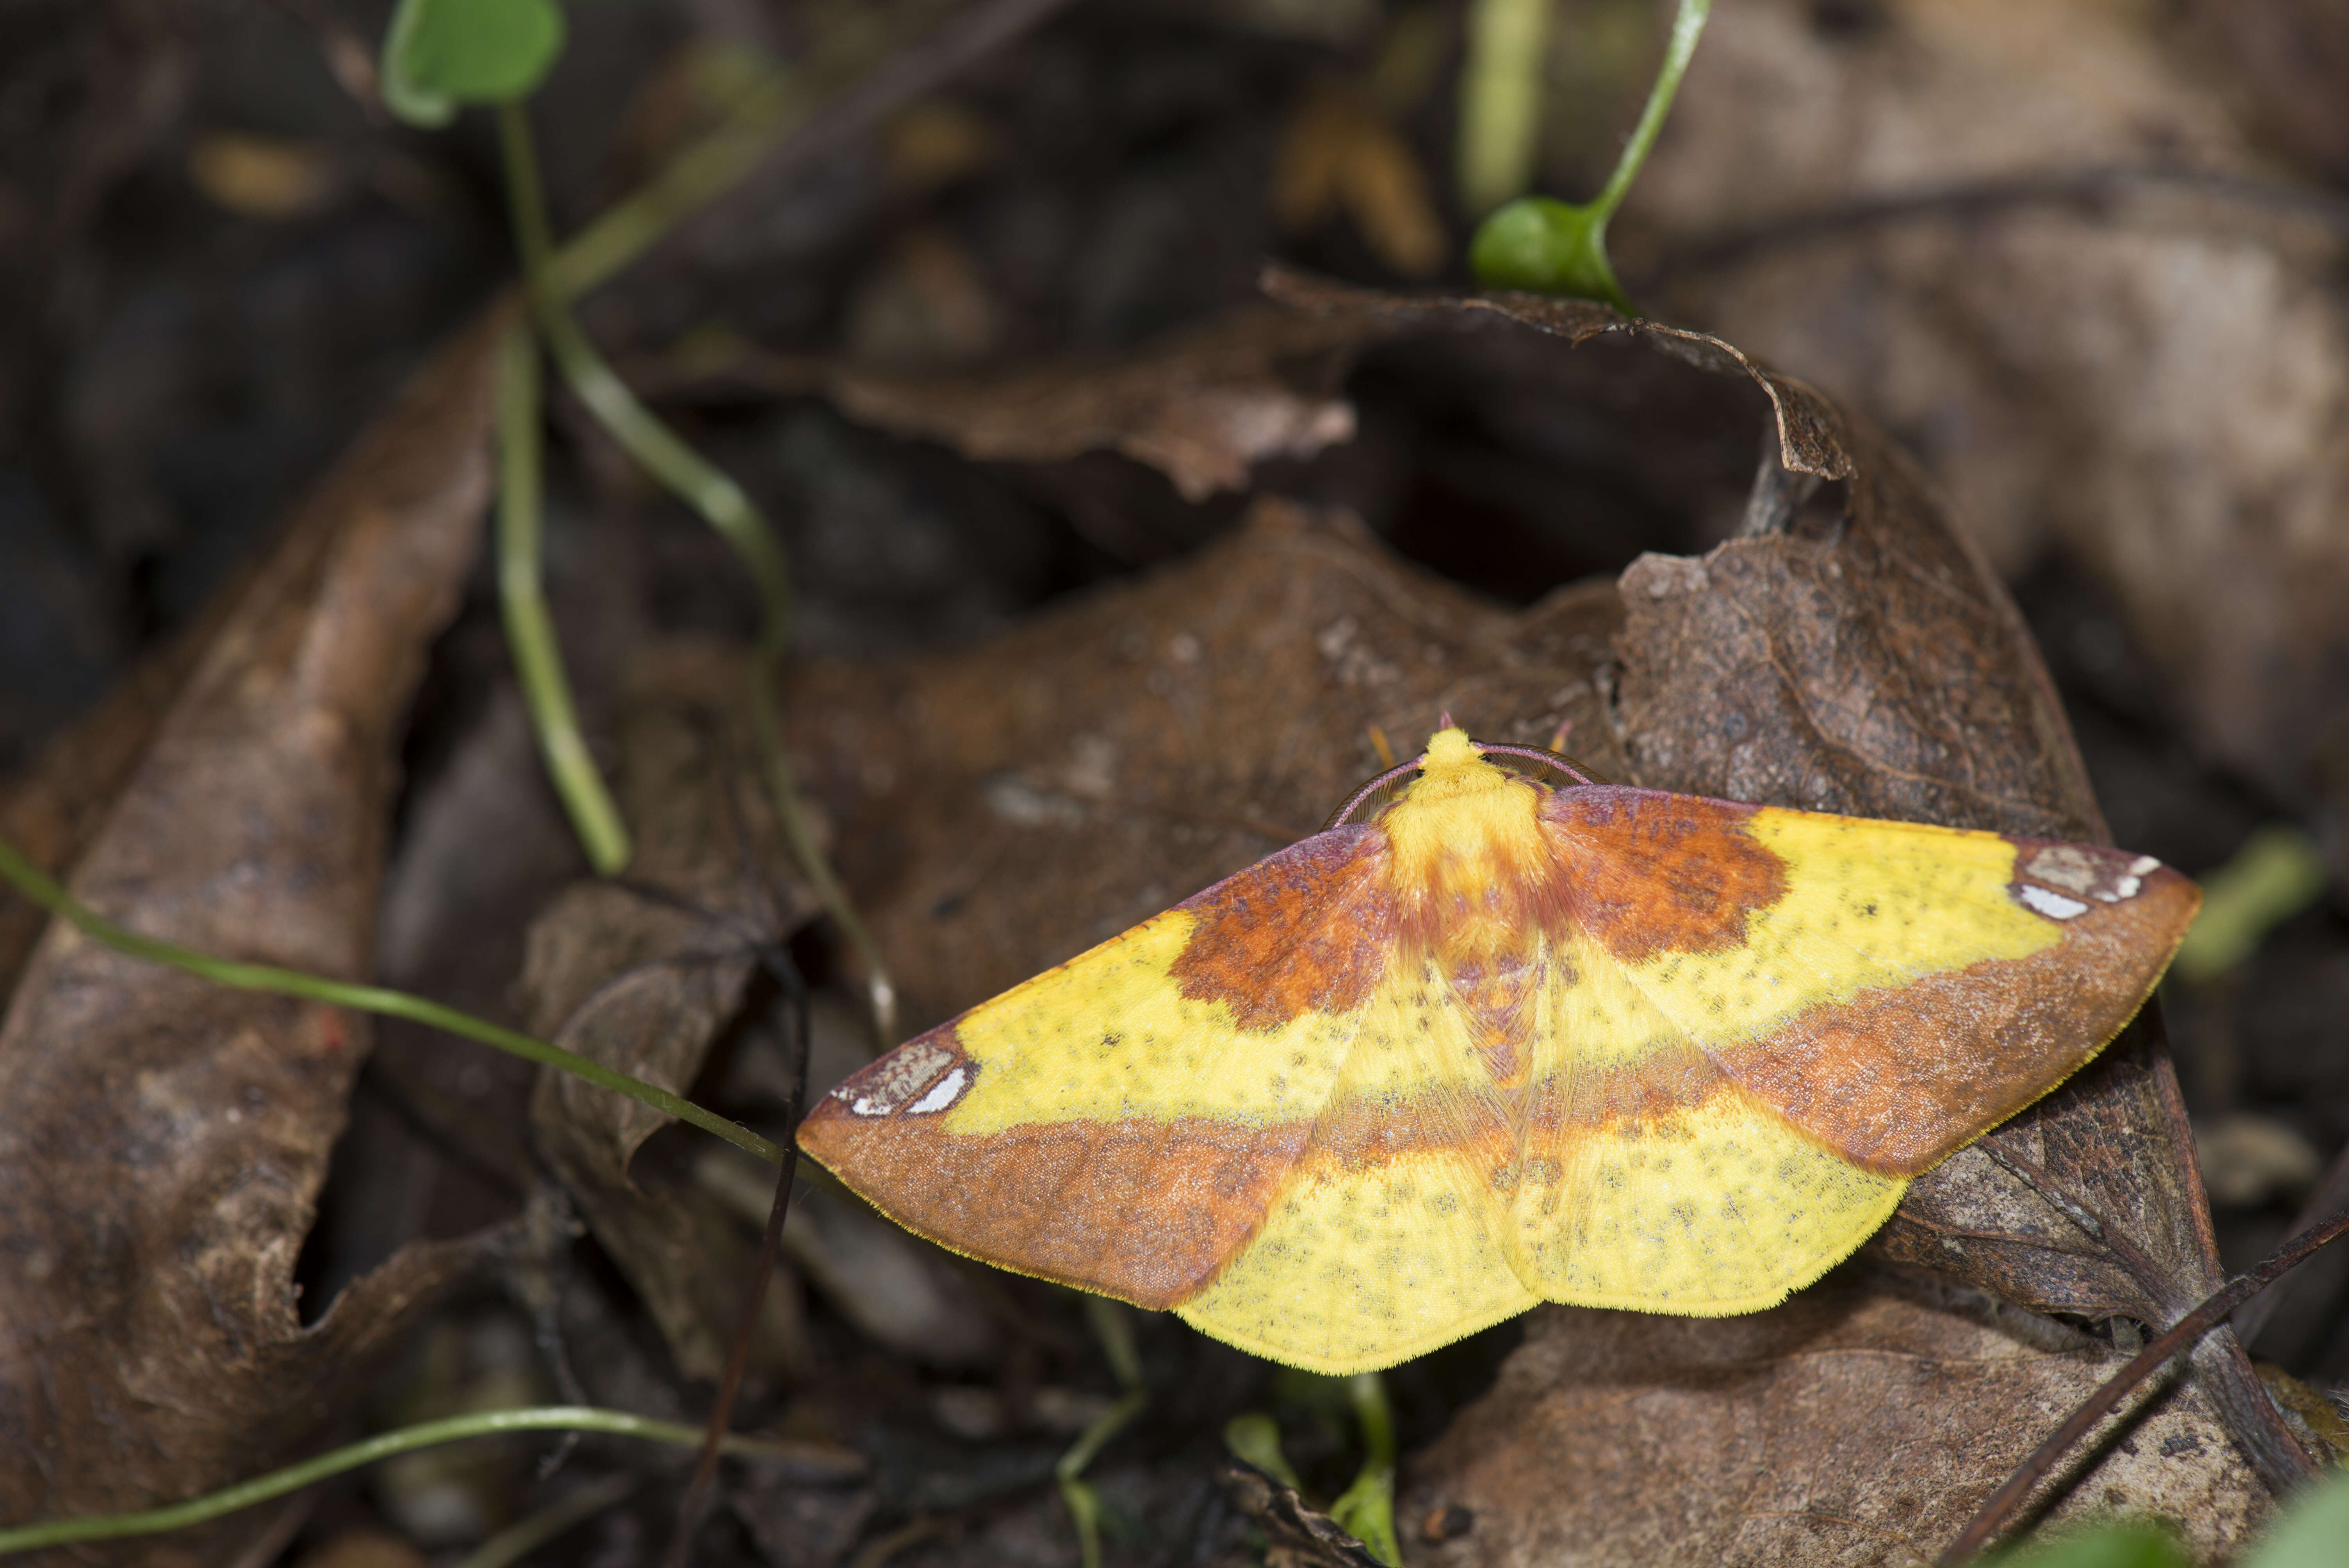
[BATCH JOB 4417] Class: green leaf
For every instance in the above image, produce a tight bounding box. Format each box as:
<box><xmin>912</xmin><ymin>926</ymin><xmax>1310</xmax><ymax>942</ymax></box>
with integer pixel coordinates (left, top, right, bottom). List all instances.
<box><xmin>2242</xmin><ymin>1466</ymin><xmax>2349</xmax><ymax>1568</ymax></box>
<box><xmin>1989</xmin><ymin>1520</ymin><xmax>2191</xmax><ymax>1568</ymax></box>
<box><xmin>382</xmin><ymin>0</ymin><xmax>568</xmax><ymax>127</ymax></box>
<box><xmin>1469</xmin><ymin>196</ymin><xmax>1630</xmax><ymax>313</ymax></box>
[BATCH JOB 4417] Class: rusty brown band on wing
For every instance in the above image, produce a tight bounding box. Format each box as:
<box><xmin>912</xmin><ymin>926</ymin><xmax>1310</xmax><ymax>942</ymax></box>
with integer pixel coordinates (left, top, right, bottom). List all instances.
<box><xmin>1540</xmin><ymin>788</ymin><xmax>1789</xmax><ymax>964</ymax></box>
<box><xmin>1540</xmin><ymin>1037</ymin><xmax>1730</xmax><ymax>1131</ymax></box>
<box><xmin>799</xmin><ymin>1066</ymin><xmax>1312</xmax><ymax>1309</ymax></box>
<box><xmin>1169</xmin><ymin>826</ymin><xmax>1398</xmax><ymax>1030</ymax></box>
<box><xmin>1711</xmin><ymin>859</ymin><xmax>2199</xmax><ymax>1176</ymax></box>
<box><xmin>1293</xmin><ymin>1044</ymin><xmax>1733</xmax><ymax>1173</ymax></box>
<box><xmin>802</xmin><ymin>1025</ymin><xmax>1754</xmax><ymax>1305</ymax></box>
<box><xmin>1301</xmin><ymin>1089</ymin><xmax>1512</xmax><ymax>1173</ymax></box>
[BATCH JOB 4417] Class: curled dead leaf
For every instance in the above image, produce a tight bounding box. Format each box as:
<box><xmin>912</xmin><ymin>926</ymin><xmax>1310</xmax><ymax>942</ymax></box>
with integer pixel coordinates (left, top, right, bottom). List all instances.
<box><xmin>778</xmin><ymin>281</ymin><xmax>2291</xmax><ymax>1554</ymax></box>
<box><xmin>669</xmin><ymin>304</ymin><xmax>1377</xmax><ymax>503</ymax></box>
<box><xmin>1637</xmin><ymin>0</ymin><xmax>2349</xmax><ymax>877</ymax></box>
<box><xmin>0</xmin><ymin>309</ymin><xmax>511</xmax><ymax>1560</ymax></box>
<box><xmin>522</xmin><ymin>675</ymin><xmax>818</xmax><ymax>1383</ymax></box>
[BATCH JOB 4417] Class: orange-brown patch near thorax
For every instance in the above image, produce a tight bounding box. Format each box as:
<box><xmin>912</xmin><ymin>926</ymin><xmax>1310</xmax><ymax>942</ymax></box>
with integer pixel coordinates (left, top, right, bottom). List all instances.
<box><xmin>1542</xmin><ymin>788</ymin><xmax>1788</xmax><ymax>964</ymax></box>
<box><xmin>1166</xmin><ymin>827</ymin><xmax>1397</xmax><ymax>1031</ymax></box>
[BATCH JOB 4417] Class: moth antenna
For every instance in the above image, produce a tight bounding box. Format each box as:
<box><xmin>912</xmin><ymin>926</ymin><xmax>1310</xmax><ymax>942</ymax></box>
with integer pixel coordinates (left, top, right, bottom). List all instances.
<box><xmin>1473</xmin><ymin>739</ymin><xmax>1609</xmax><ymax>788</ymax></box>
<box><xmin>1436</xmin><ymin>708</ymin><xmax>1456</xmax><ymax>730</ymax></box>
<box><xmin>1547</xmin><ymin>718</ymin><xmax>1574</xmax><ymax>753</ymax></box>
<box><xmin>1365</xmin><ymin>722</ymin><xmax>1396</xmax><ymax>770</ymax></box>
<box><xmin>1322</xmin><ymin>753</ymin><xmax>1429</xmax><ymax>831</ymax></box>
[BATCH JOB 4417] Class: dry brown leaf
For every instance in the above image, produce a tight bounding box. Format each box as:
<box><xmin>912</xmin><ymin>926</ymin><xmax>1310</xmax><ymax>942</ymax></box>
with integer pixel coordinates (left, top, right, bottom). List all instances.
<box><xmin>780</xmin><ymin>288</ymin><xmax>2287</xmax><ymax>1554</ymax></box>
<box><xmin>1634</xmin><ymin>0</ymin><xmax>2349</xmax><ymax>870</ymax></box>
<box><xmin>0</xmin><ymin>542</ymin><xmax>269</xmax><ymax>998</ymax></box>
<box><xmin>1330</xmin><ymin>268</ymin><xmax>2308</xmax><ymax>1496</ymax></box>
<box><xmin>522</xmin><ymin>672</ymin><xmax>817</xmax><ymax>1383</ymax></box>
<box><xmin>0</xmin><ymin>310</ymin><xmax>510</xmax><ymax>1561</ymax></box>
<box><xmin>786</xmin><ymin>497</ymin><xmax>1624</xmax><ymax>1020</ymax></box>
<box><xmin>1403</xmin><ymin>1273</ymin><xmax>2262</xmax><ymax>1568</ymax></box>
<box><xmin>705</xmin><ymin>304</ymin><xmax>1375</xmax><ymax>503</ymax></box>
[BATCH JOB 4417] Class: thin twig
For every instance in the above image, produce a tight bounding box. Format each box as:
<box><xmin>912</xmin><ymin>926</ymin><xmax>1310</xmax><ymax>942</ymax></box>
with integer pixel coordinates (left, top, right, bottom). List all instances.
<box><xmin>2233</xmin><ymin>1133</ymin><xmax>2349</xmax><ymax>1349</ymax></box>
<box><xmin>661</xmin><ymin>954</ymin><xmax>812</xmax><ymax>1568</ymax></box>
<box><xmin>1939</xmin><ymin>1204</ymin><xmax>2349</xmax><ymax>1563</ymax></box>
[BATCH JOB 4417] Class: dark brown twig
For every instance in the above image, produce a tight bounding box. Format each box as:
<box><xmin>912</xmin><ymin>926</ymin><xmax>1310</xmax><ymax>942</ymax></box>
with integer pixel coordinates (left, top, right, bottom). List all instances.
<box><xmin>1939</xmin><ymin>1204</ymin><xmax>2349</xmax><ymax>1563</ymax></box>
<box><xmin>1978</xmin><ymin>1017</ymin><xmax>2317</xmax><ymax>1491</ymax></box>
<box><xmin>661</xmin><ymin>967</ymin><xmax>812</xmax><ymax>1568</ymax></box>
<box><xmin>2233</xmin><ymin>1134</ymin><xmax>2349</xmax><ymax>1350</ymax></box>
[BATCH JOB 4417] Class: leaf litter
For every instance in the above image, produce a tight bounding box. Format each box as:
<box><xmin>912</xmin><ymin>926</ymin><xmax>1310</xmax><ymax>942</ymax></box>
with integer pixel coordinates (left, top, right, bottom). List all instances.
<box><xmin>5</xmin><ymin>6</ymin><xmax>2346</xmax><ymax>1566</ymax></box>
<box><xmin>0</xmin><ymin>311</ymin><xmax>512</xmax><ymax>1563</ymax></box>
<box><xmin>4</xmin><ymin>276</ymin><xmax>2312</xmax><ymax>1568</ymax></box>
<box><xmin>764</xmin><ymin>290</ymin><xmax>2287</xmax><ymax>1563</ymax></box>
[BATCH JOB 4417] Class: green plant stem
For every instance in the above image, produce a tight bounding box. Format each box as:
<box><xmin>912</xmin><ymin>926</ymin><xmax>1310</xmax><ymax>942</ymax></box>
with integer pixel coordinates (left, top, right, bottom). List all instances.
<box><xmin>1056</xmin><ymin>1297</ymin><xmax>1148</xmax><ymax>1568</ymax></box>
<box><xmin>497</xmin><ymin>317</ymin><xmax>632</xmax><ymax>874</ymax></box>
<box><xmin>0</xmin><ymin>836</ymin><xmax>782</xmax><ymax>1167</ymax></box>
<box><xmin>1561</xmin><ymin>0</ymin><xmax>1712</xmax><ymax>315</ymax></box>
<box><xmin>0</xmin><ymin>1407</ymin><xmax>816</xmax><ymax>1554</ymax></box>
<box><xmin>1055</xmin><ymin>1391</ymin><xmax>1147</xmax><ymax>1568</ymax></box>
<box><xmin>1221</xmin><ymin>1413</ymin><xmax>1304</xmax><ymax>1491</ymax></box>
<box><xmin>1467</xmin><ymin>0</ymin><xmax>1712</xmax><ymax>313</ymax></box>
<box><xmin>545</xmin><ymin>68</ymin><xmax>812</xmax><ymax>302</ymax></box>
<box><xmin>1592</xmin><ymin>0</ymin><xmax>1712</xmax><ymax>225</ymax></box>
<box><xmin>498</xmin><ymin>100</ymin><xmax>898</xmax><ymax>1042</ymax></box>
<box><xmin>1328</xmin><ymin>1372</ymin><xmax>1401</xmax><ymax>1565</ymax></box>
<box><xmin>1457</xmin><ymin>0</ymin><xmax>1554</xmax><ymax>215</ymax></box>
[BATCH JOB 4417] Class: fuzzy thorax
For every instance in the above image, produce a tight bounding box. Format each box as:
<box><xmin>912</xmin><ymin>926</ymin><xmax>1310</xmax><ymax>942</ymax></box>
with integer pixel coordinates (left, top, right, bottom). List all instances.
<box><xmin>1383</xmin><ymin>730</ymin><xmax>1555</xmax><ymax>962</ymax></box>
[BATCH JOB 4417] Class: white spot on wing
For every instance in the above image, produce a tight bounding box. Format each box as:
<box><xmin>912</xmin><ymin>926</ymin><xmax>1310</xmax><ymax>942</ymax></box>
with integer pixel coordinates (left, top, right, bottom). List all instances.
<box><xmin>905</xmin><ymin>1067</ymin><xmax>967</xmax><ymax>1115</ymax></box>
<box><xmin>2129</xmin><ymin>855</ymin><xmax>2161</xmax><ymax>876</ymax></box>
<box><xmin>2023</xmin><ymin>846</ymin><xmax>2099</xmax><ymax>895</ymax></box>
<box><xmin>2019</xmin><ymin>884</ymin><xmax>2089</xmax><ymax>921</ymax></box>
<box><xmin>835</xmin><ymin>1041</ymin><xmax>957</xmax><ymax>1117</ymax></box>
